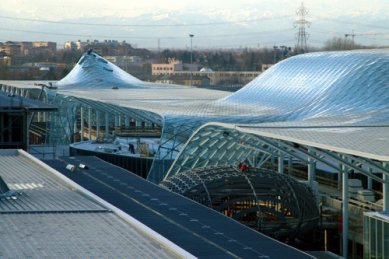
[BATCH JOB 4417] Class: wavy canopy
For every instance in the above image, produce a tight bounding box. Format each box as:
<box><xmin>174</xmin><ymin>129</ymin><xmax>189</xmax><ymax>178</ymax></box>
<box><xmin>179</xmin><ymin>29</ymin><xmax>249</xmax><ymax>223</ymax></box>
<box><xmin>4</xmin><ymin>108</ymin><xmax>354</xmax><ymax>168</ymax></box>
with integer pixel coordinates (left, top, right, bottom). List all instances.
<box><xmin>50</xmin><ymin>50</ymin><xmax>389</xmax><ymax>183</ymax></box>
<box><xmin>56</xmin><ymin>51</ymin><xmax>143</xmax><ymax>89</ymax></box>
<box><xmin>221</xmin><ymin>50</ymin><xmax>389</xmax><ymax>122</ymax></box>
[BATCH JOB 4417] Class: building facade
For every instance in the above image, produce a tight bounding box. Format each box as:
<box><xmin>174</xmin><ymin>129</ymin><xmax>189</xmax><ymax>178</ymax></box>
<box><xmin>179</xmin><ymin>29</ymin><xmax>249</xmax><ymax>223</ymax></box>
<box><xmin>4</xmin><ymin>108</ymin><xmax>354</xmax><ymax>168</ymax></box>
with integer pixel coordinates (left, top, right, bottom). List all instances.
<box><xmin>152</xmin><ymin>58</ymin><xmax>183</xmax><ymax>75</ymax></box>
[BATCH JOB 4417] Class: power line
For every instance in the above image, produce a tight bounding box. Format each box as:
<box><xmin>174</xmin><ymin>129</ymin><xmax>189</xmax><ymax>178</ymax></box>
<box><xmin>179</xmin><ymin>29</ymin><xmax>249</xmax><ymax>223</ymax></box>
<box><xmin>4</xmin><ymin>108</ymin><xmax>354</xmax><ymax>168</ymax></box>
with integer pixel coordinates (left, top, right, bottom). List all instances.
<box><xmin>0</xmin><ymin>15</ymin><xmax>292</xmax><ymax>28</ymax></box>
<box><xmin>0</xmin><ymin>27</ymin><xmax>93</xmax><ymax>38</ymax></box>
<box><xmin>0</xmin><ymin>27</ymin><xmax>292</xmax><ymax>40</ymax></box>
<box><xmin>312</xmin><ymin>15</ymin><xmax>389</xmax><ymax>31</ymax></box>
<box><xmin>202</xmin><ymin>39</ymin><xmax>296</xmax><ymax>49</ymax></box>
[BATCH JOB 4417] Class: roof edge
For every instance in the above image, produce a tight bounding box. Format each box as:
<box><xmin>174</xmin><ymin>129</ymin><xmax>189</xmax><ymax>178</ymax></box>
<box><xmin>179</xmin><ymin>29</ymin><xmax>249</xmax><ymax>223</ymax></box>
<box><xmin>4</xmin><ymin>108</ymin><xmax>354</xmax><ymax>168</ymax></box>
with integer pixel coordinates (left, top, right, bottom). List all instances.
<box><xmin>14</xmin><ymin>149</ymin><xmax>196</xmax><ymax>259</ymax></box>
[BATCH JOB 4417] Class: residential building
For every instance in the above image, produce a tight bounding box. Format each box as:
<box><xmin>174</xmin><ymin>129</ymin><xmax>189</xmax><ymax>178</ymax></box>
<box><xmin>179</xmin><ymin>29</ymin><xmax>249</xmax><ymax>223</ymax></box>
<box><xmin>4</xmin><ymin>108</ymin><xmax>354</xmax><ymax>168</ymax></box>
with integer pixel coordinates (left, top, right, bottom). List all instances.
<box><xmin>152</xmin><ymin>58</ymin><xmax>183</xmax><ymax>75</ymax></box>
<box><xmin>0</xmin><ymin>43</ymin><xmax>21</xmax><ymax>56</ymax></box>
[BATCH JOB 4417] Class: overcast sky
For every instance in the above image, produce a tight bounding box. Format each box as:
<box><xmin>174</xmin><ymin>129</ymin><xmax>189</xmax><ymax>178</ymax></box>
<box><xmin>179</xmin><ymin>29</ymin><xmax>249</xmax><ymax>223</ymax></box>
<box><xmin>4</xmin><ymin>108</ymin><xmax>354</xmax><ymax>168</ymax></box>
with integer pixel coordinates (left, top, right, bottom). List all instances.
<box><xmin>1</xmin><ymin>0</ymin><xmax>388</xmax><ymax>48</ymax></box>
<box><xmin>2</xmin><ymin>0</ymin><xmax>388</xmax><ymax>19</ymax></box>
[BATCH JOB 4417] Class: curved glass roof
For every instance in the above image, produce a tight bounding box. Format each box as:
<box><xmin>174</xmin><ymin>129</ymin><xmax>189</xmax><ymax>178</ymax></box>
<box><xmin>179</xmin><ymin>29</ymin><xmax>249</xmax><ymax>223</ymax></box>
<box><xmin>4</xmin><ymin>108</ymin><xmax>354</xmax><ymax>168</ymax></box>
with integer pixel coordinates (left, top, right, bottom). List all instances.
<box><xmin>161</xmin><ymin>165</ymin><xmax>319</xmax><ymax>239</ymax></box>
<box><xmin>56</xmin><ymin>51</ymin><xmax>143</xmax><ymax>89</ymax></box>
<box><xmin>56</xmin><ymin>50</ymin><xmax>389</xmax><ymax>121</ymax></box>
<box><xmin>50</xmin><ymin>50</ymin><xmax>389</xmax><ymax>183</ymax></box>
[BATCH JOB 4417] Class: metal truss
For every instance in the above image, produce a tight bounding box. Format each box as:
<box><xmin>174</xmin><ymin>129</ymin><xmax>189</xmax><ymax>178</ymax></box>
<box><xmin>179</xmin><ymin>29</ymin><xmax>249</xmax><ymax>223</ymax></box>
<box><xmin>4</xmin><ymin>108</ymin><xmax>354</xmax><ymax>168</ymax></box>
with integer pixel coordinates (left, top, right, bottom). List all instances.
<box><xmin>165</xmin><ymin>124</ymin><xmax>389</xmax><ymax>186</ymax></box>
<box><xmin>163</xmin><ymin>125</ymin><xmax>272</xmax><ymax>181</ymax></box>
<box><xmin>161</xmin><ymin>165</ymin><xmax>319</xmax><ymax>239</ymax></box>
<box><xmin>71</xmin><ymin>97</ymin><xmax>162</xmax><ymax>125</ymax></box>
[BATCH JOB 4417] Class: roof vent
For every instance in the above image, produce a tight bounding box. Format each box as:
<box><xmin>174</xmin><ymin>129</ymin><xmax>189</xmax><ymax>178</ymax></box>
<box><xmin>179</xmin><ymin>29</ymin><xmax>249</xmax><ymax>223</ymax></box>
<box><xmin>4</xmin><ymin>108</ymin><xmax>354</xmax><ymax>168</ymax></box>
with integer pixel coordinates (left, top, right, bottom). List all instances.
<box><xmin>66</xmin><ymin>164</ymin><xmax>76</xmax><ymax>172</ymax></box>
<box><xmin>78</xmin><ymin>164</ymin><xmax>88</xmax><ymax>169</ymax></box>
<box><xmin>0</xmin><ymin>176</ymin><xmax>17</xmax><ymax>199</ymax></box>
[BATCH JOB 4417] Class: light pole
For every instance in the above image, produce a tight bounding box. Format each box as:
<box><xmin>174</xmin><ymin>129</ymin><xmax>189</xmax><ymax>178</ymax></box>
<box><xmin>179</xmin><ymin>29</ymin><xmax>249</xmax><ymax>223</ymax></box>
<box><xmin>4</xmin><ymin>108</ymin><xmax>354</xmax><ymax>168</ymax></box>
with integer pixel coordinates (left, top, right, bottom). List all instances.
<box><xmin>273</xmin><ymin>46</ymin><xmax>278</xmax><ymax>64</ymax></box>
<box><xmin>189</xmin><ymin>34</ymin><xmax>194</xmax><ymax>85</ymax></box>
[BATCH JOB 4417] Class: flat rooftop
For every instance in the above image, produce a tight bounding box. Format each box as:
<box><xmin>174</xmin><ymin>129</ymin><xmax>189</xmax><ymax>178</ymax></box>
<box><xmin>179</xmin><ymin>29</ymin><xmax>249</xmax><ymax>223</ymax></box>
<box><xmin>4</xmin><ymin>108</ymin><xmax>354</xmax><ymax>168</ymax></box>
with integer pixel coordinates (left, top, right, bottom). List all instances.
<box><xmin>0</xmin><ymin>150</ymin><xmax>188</xmax><ymax>258</ymax></box>
<box><xmin>46</xmin><ymin>155</ymin><xmax>313</xmax><ymax>258</ymax></box>
<box><xmin>0</xmin><ymin>91</ymin><xmax>56</xmax><ymax>111</ymax></box>
<box><xmin>365</xmin><ymin>211</ymin><xmax>389</xmax><ymax>222</ymax></box>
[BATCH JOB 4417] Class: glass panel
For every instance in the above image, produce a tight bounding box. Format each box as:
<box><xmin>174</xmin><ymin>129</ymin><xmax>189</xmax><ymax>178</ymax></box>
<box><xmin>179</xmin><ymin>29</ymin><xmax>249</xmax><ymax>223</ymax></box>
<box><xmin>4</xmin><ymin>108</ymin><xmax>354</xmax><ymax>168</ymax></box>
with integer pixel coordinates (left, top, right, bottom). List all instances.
<box><xmin>377</xmin><ymin>220</ymin><xmax>382</xmax><ymax>259</ymax></box>
<box><xmin>364</xmin><ymin>216</ymin><xmax>370</xmax><ymax>259</ymax></box>
<box><xmin>384</xmin><ymin>221</ymin><xmax>389</xmax><ymax>259</ymax></box>
<box><xmin>370</xmin><ymin>218</ymin><xmax>376</xmax><ymax>259</ymax></box>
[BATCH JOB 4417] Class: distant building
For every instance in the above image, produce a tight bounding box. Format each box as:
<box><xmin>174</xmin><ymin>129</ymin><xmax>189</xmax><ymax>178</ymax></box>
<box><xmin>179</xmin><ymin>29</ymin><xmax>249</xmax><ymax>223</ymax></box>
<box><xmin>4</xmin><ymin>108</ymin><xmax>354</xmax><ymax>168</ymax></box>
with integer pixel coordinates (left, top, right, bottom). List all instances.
<box><xmin>0</xmin><ymin>56</ymin><xmax>11</xmax><ymax>66</ymax></box>
<box><xmin>67</xmin><ymin>40</ymin><xmax>133</xmax><ymax>56</ymax></box>
<box><xmin>261</xmin><ymin>64</ymin><xmax>273</xmax><ymax>72</ymax></box>
<box><xmin>0</xmin><ymin>41</ymin><xmax>56</xmax><ymax>56</ymax></box>
<box><xmin>32</xmin><ymin>41</ymin><xmax>56</xmax><ymax>51</ymax></box>
<box><xmin>155</xmin><ymin>70</ymin><xmax>260</xmax><ymax>86</ymax></box>
<box><xmin>0</xmin><ymin>43</ymin><xmax>21</xmax><ymax>56</ymax></box>
<box><xmin>154</xmin><ymin>73</ymin><xmax>210</xmax><ymax>86</ymax></box>
<box><xmin>206</xmin><ymin>71</ymin><xmax>260</xmax><ymax>85</ymax></box>
<box><xmin>152</xmin><ymin>58</ymin><xmax>183</xmax><ymax>75</ymax></box>
<box><xmin>22</xmin><ymin>62</ymin><xmax>66</xmax><ymax>70</ymax></box>
<box><xmin>64</xmin><ymin>41</ymin><xmax>78</xmax><ymax>50</ymax></box>
<box><xmin>105</xmin><ymin>56</ymin><xmax>143</xmax><ymax>67</ymax></box>
<box><xmin>19</xmin><ymin>41</ymin><xmax>33</xmax><ymax>55</ymax></box>
<box><xmin>151</xmin><ymin>59</ymin><xmax>259</xmax><ymax>85</ymax></box>
<box><xmin>64</xmin><ymin>40</ymin><xmax>89</xmax><ymax>51</ymax></box>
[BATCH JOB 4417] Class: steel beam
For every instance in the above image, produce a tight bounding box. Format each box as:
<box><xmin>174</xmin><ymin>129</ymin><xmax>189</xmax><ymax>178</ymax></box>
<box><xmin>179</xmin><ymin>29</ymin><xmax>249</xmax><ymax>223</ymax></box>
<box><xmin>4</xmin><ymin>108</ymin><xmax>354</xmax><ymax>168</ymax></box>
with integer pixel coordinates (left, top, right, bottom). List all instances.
<box><xmin>278</xmin><ymin>151</ymin><xmax>284</xmax><ymax>174</ymax></box>
<box><xmin>96</xmin><ymin>110</ymin><xmax>100</xmax><ymax>141</ymax></box>
<box><xmin>308</xmin><ymin>148</ymin><xmax>316</xmax><ymax>187</ymax></box>
<box><xmin>105</xmin><ymin>113</ymin><xmax>109</xmax><ymax>138</ymax></box>
<box><xmin>384</xmin><ymin>162</ymin><xmax>389</xmax><ymax>211</ymax></box>
<box><xmin>88</xmin><ymin>107</ymin><xmax>91</xmax><ymax>141</ymax></box>
<box><xmin>80</xmin><ymin>107</ymin><xmax>84</xmax><ymax>141</ymax></box>
<box><xmin>342</xmin><ymin>159</ymin><xmax>349</xmax><ymax>259</ymax></box>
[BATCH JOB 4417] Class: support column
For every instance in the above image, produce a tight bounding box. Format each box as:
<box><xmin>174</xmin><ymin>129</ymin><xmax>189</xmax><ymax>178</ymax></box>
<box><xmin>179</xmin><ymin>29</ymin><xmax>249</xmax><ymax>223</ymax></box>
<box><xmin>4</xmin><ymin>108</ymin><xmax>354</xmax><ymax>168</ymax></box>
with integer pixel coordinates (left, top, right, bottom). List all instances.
<box><xmin>367</xmin><ymin>168</ymin><xmax>373</xmax><ymax>190</ymax></box>
<box><xmin>118</xmin><ymin>114</ymin><xmax>122</xmax><ymax>129</ymax></box>
<box><xmin>308</xmin><ymin>148</ymin><xmax>316</xmax><ymax>188</ymax></box>
<box><xmin>278</xmin><ymin>151</ymin><xmax>284</xmax><ymax>174</ymax></box>
<box><xmin>105</xmin><ymin>113</ymin><xmax>109</xmax><ymax>138</ymax></box>
<box><xmin>73</xmin><ymin>109</ymin><xmax>78</xmax><ymax>143</ymax></box>
<box><xmin>115</xmin><ymin>115</ymin><xmax>119</xmax><ymax>129</ymax></box>
<box><xmin>80</xmin><ymin>107</ymin><xmax>84</xmax><ymax>141</ymax></box>
<box><xmin>288</xmin><ymin>156</ymin><xmax>293</xmax><ymax>175</ymax></box>
<box><xmin>342</xmin><ymin>160</ymin><xmax>349</xmax><ymax>259</ymax></box>
<box><xmin>135</xmin><ymin>120</ymin><xmax>142</xmax><ymax>128</ymax></box>
<box><xmin>338</xmin><ymin>162</ymin><xmax>343</xmax><ymax>191</ymax></box>
<box><xmin>96</xmin><ymin>110</ymin><xmax>100</xmax><ymax>141</ymax></box>
<box><xmin>383</xmin><ymin>162</ymin><xmax>389</xmax><ymax>211</ymax></box>
<box><xmin>145</xmin><ymin>121</ymin><xmax>151</xmax><ymax>129</ymax></box>
<box><xmin>25</xmin><ymin>113</ymin><xmax>29</xmax><ymax>150</ymax></box>
<box><xmin>88</xmin><ymin>108</ymin><xmax>91</xmax><ymax>141</ymax></box>
<box><xmin>124</xmin><ymin>117</ymin><xmax>130</xmax><ymax>128</ymax></box>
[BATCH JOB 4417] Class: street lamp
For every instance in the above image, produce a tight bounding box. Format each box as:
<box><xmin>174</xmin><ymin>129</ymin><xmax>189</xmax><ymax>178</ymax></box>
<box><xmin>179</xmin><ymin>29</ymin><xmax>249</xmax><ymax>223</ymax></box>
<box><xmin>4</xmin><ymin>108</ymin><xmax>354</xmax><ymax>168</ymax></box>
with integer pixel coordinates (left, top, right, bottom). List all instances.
<box><xmin>273</xmin><ymin>46</ymin><xmax>279</xmax><ymax>64</ymax></box>
<box><xmin>189</xmin><ymin>34</ymin><xmax>194</xmax><ymax>85</ymax></box>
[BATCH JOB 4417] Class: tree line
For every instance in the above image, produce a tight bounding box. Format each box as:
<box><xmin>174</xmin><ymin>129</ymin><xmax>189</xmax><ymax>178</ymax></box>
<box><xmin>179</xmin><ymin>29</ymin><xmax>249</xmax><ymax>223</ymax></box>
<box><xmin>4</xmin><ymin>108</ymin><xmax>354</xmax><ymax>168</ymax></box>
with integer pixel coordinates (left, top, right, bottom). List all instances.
<box><xmin>0</xmin><ymin>37</ymin><xmax>384</xmax><ymax>80</ymax></box>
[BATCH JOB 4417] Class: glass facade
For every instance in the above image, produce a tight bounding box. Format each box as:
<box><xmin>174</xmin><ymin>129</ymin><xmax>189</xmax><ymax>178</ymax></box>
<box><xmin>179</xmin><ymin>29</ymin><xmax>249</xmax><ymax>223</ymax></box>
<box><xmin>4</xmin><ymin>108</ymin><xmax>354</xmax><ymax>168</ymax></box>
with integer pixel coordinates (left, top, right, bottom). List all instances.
<box><xmin>161</xmin><ymin>165</ymin><xmax>319</xmax><ymax>238</ymax></box>
<box><xmin>364</xmin><ymin>212</ymin><xmax>389</xmax><ymax>259</ymax></box>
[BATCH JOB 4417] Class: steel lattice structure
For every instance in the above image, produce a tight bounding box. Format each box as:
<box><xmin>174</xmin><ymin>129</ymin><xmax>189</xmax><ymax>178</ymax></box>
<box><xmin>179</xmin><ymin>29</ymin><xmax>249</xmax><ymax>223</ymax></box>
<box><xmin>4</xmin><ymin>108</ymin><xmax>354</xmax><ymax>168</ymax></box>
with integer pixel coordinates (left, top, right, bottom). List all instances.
<box><xmin>1</xmin><ymin>50</ymin><xmax>389</xmax><ymax>253</ymax></box>
<box><xmin>161</xmin><ymin>165</ymin><xmax>319</xmax><ymax>239</ymax></box>
<box><xmin>2</xmin><ymin>50</ymin><xmax>388</xmax><ymax>185</ymax></box>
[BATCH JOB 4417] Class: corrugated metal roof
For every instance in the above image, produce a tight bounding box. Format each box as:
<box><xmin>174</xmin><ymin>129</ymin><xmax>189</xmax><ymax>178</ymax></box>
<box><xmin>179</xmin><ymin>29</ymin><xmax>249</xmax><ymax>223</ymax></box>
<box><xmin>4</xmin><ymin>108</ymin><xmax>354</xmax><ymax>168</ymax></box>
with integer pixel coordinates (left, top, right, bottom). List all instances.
<box><xmin>0</xmin><ymin>213</ymin><xmax>174</xmax><ymax>258</ymax></box>
<box><xmin>0</xmin><ymin>150</ymin><xmax>185</xmax><ymax>258</ymax></box>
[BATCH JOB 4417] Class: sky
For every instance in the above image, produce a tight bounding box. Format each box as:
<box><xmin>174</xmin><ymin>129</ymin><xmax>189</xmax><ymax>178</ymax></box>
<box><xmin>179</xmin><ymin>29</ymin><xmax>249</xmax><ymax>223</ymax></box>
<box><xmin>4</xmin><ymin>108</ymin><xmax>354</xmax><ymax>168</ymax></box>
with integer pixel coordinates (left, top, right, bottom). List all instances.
<box><xmin>0</xmin><ymin>0</ymin><xmax>388</xmax><ymax>49</ymax></box>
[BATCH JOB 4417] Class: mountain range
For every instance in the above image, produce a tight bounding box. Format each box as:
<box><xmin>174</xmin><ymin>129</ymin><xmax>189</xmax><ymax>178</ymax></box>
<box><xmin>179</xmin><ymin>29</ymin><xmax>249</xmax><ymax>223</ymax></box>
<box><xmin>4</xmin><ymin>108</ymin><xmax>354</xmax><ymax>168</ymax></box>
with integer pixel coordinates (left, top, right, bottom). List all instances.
<box><xmin>0</xmin><ymin>8</ymin><xmax>388</xmax><ymax>49</ymax></box>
